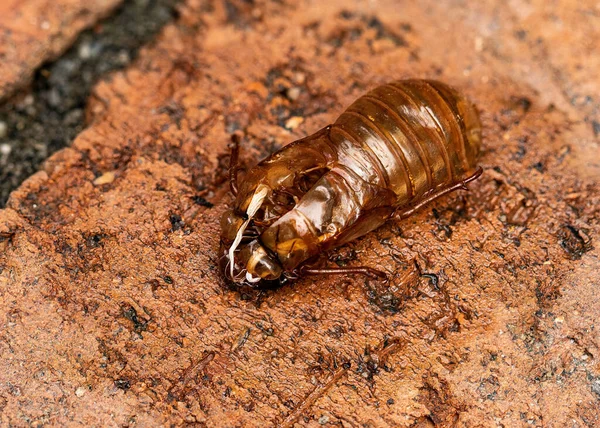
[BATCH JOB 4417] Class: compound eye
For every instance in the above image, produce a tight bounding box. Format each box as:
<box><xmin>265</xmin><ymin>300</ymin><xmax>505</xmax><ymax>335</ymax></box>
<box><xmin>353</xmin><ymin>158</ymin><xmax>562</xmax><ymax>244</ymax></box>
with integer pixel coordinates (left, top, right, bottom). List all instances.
<box><xmin>246</xmin><ymin>246</ymin><xmax>283</xmax><ymax>281</ymax></box>
<box><xmin>254</xmin><ymin>257</ymin><xmax>282</xmax><ymax>281</ymax></box>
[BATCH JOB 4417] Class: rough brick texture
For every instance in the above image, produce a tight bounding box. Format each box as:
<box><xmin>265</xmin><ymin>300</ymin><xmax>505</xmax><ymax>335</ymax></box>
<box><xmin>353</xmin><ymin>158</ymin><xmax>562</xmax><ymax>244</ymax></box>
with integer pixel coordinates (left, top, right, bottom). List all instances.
<box><xmin>0</xmin><ymin>0</ymin><xmax>599</xmax><ymax>425</ymax></box>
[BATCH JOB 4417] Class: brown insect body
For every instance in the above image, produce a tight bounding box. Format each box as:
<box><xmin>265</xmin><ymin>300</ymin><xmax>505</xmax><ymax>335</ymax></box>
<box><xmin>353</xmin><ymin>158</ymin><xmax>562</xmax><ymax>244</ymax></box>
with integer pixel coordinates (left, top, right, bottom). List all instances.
<box><xmin>220</xmin><ymin>79</ymin><xmax>482</xmax><ymax>286</ymax></box>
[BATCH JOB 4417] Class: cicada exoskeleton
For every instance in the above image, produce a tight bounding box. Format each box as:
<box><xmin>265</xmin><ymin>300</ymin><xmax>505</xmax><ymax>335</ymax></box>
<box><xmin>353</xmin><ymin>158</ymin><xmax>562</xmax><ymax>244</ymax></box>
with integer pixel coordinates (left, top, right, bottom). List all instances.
<box><xmin>220</xmin><ymin>79</ymin><xmax>482</xmax><ymax>287</ymax></box>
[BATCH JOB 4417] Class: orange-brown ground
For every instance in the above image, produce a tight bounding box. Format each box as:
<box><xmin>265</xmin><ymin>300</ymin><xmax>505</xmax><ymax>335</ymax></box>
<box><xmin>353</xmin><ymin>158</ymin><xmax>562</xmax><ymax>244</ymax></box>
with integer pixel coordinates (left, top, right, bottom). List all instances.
<box><xmin>0</xmin><ymin>0</ymin><xmax>599</xmax><ymax>426</ymax></box>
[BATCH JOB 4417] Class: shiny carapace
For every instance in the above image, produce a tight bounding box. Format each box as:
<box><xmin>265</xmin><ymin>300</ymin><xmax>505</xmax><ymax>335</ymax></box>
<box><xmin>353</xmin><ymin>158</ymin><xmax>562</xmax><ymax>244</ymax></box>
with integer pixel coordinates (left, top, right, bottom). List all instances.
<box><xmin>219</xmin><ymin>79</ymin><xmax>482</xmax><ymax>286</ymax></box>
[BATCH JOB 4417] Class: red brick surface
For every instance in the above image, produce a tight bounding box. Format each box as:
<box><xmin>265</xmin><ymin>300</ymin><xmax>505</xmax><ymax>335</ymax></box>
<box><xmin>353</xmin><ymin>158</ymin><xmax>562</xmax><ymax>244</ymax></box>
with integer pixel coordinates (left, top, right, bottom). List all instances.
<box><xmin>0</xmin><ymin>0</ymin><xmax>599</xmax><ymax>425</ymax></box>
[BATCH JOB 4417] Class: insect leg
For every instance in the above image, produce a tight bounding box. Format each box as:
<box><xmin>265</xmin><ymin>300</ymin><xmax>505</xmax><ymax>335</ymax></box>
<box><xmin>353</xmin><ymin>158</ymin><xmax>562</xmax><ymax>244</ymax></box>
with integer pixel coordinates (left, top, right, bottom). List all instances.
<box><xmin>228</xmin><ymin>132</ymin><xmax>242</xmax><ymax>196</ymax></box>
<box><xmin>392</xmin><ymin>167</ymin><xmax>483</xmax><ymax>220</ymax></box>
<box><xmin>299</xmin><ymin>265</ymin><xmax>388</xmax><ymax>280</ymax></box>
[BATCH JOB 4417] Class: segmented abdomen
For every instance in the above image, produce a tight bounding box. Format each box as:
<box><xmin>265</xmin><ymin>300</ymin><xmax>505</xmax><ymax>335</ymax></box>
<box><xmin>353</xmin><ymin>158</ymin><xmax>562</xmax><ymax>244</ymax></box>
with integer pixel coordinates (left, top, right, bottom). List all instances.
<box><xmin>329</xmin><ymin>79</ymin><xmax>481</xmax><ymax>206</ymax></box>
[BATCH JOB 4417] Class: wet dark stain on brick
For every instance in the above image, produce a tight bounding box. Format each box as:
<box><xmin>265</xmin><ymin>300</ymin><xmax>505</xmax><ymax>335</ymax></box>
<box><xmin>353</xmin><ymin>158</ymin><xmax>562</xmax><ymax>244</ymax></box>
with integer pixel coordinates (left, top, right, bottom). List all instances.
<box><xmin>170</xmin><ymin>213</ymin><xmax>185</xmax><ymax>232</ymax></box>
<box><xmin>85</xmin><ymin>233</ymin><xmax>106</xmax><ymax>248</ymax></box>
<box><xmin>531</xmin><ymin>161</ymin><xmax>546</xmax><ymax>173</ymax></box>
<box><xmin>157</xmin><ymin>102</ymin><xmax>186</xmax><ymax>130</ymax></box>
<box><xmin>514</xmin><ymin>29</ymin><xmax>528</xmax><ymax>40</ymax></box>
<box><xmin>263</xmin><ymin>61</ymin><xmax>337</xmax><ymax>131</ymax></box>
<box><xmin>114</xmin><ymin>378</ymin><xmax>131</xmax><ymax>391</ymax></box>
<box><xmin>592</xmin><ymin>120</ymin><xmax>600</xmax><ymax>137</ymax></box>
<box><xmin>511</xmin><ymin>96</ymin><xmax>532</xmax><ymax>113</ymax></box>
<box><xmin>328</xmin><ymin>11</ymin><xmax>408</xmax><ymax>50</ymax></box>
<box><xmin>329</xmin><ymin>246</ymin><xmax>357</xmax><ymax>267</ymax></box>
<box><xmin>557</xmin><ymin>225</ymin><xmax>593</xmax><ymax>260</ymax></box>
<box><xmin>366</xmin><ymin>16</ymin><xmax>408</xmax><ymax>47</ymax></box>
<box><xmin>431</xmin><ymin>196</ymin><xmax>469</xmax><ymax>241</ymax></box>
<box><xmin>192</xmin><ymin>195</ymin><xmax>214</xmax><ymax>208</ymax></box>
<box><xmin>121</xmin><ymin>304</ymin><xmax>150</xmax><ymax>334</ymax></box>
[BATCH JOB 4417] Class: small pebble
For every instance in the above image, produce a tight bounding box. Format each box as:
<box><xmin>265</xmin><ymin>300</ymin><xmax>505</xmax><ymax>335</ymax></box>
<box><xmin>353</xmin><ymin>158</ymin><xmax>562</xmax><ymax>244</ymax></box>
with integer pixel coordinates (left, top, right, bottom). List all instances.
<box><xmin>285</xmin><ymin>116</ymin><xmax>304</xmax><ymax>130</ymax></box>
<box><xmin>93</xmin><ymin>171</ymin><xmax>116</xmax><ymax>186</ymax></box>
<box><xmin>22</xmin><ymin>94</ymin><xmax>34</xmax><ymax>107</ymax></box>
<box><xmin>287</xmin><ymin>86</ymin><xmax>301</xmax><ymax>101</ymax></box>
<box><xmin>0</xmin><ymin>144</ymin><xmax>11</xmax><ymax>156</ymax></box>
<box><xmin>318</xmin><ymin>415</ymin><xmax>329</xmax><ymax>425</ymax></box>
<box><xmin>293</xmin><ymin>72</ymin><xmax>306</xmax><ymax>85</ymax></box>
<box><xmin>118</xmin><ymin>50</ymin><xmax>130</xmax><ymax>64</ymax></box>
<box><xmin>48</xmin><ymin>88</ymin><xmax>61</xmax><ymax>107</ymax></box>
<box><xmin>75</xmin><ymin>386</ymin><xmax>86</xmax><ymax>397</ymax></box>
<box><xmin>475</xmin><ymin>36</ymin><xmax>484</xmax><ymax>52</ymax></box>
<box><xmin>79</xmin><ymin>42</ymin><xmax>92</xmax><ymax>59</ymax></box>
